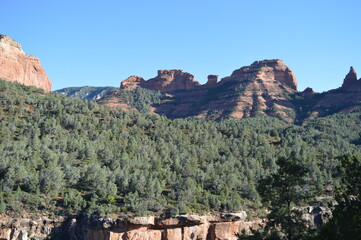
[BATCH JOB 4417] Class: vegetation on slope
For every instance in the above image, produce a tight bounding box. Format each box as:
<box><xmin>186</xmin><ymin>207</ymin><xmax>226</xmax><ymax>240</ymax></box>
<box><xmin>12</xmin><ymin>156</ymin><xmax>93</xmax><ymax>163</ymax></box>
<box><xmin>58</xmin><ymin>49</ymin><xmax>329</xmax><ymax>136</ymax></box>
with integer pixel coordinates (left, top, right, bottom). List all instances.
<box><xmin>0</xmin><ymin>79</ymin><xmax>360</xmax><ymax>219</ymax></box>
<box><xmin>54</xmin><ymin>86</ymin><xmax>118</xmax><ymax>100</ymax></box>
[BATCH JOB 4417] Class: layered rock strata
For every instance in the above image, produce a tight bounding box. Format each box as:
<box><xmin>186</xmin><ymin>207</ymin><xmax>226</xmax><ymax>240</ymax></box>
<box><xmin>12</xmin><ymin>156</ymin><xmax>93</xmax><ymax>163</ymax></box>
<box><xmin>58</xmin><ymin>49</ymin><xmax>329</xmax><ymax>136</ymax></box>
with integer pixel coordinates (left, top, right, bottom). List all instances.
<box><xmin>112</xmin><ymin>59</ymin><xmax>298</xmax><ymax>121</ymax></box>
<box><xmin>0</xmin><ymin>34</ymin><xmax>52</xmax><ymax>92</ymax></box>
<box><xmin>120</xmin><ymin>70</ymin><xmax>200</xmax><ymax>92</ymax></box>
<box><xmin>0</xmin><ymin>213</ymin><xmax>261</xmax><ymax>240</ymax></box>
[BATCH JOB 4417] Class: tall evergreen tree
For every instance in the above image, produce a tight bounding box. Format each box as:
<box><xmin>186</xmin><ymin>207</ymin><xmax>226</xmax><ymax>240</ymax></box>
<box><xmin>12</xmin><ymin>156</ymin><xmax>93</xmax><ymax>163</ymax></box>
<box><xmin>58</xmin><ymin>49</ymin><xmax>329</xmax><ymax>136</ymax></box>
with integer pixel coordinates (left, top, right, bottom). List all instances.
<box><xmin>238</xmin><ymin>156</ymin><xmax>315</xmax><ymax>240</ymax></box>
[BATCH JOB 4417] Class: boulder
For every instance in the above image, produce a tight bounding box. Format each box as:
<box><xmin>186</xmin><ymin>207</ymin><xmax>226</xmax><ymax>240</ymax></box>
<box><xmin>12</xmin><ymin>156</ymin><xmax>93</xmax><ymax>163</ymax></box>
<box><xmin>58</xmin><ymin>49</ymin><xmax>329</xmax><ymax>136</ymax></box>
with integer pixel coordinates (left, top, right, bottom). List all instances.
<box><xmin>128</xmin><ymin>216</ymin><xmax>155</xmax><ymax>226</ymax></box>
<box><xmin>221</xmin><ymin>212</ymin><xmax>247</xmax><ymax>221</ymax></box>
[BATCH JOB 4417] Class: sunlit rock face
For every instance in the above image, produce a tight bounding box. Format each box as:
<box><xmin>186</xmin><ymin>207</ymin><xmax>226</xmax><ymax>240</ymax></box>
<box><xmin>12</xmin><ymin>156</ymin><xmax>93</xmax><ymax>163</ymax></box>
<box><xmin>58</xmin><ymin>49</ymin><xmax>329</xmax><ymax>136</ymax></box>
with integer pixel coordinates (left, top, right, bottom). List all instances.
<box><xmin>0</xmin><ymin>34</ymin><xmax>52</xmax><ymax>92</ymax></box>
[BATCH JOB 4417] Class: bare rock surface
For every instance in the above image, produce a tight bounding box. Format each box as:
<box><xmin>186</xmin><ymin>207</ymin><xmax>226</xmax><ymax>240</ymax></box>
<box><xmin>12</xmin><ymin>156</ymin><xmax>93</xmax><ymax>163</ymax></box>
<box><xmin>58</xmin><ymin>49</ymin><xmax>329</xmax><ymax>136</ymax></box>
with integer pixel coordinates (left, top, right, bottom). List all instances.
<box><xmin>120</xmin><ymin>75</ymin><xmax>145</xmax><ymax>90</ymax></box>
<box><xmin>0</xmin><ymin>34</ymin><xmax>52</xmax><ymax>92</ymax></box>
<box><xmin>141</xmin><ymin>69</ymin><xmax>201</xmax><ymax>92</ymax></box>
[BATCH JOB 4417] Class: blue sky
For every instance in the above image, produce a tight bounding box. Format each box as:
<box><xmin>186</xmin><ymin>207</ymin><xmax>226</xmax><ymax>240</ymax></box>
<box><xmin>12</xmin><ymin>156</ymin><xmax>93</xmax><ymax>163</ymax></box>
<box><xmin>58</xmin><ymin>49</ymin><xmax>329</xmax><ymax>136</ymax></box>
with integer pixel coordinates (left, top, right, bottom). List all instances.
<box><xmin>2</xmin><ymin>0</ymin><xmax>361</xmax><ymax>92</ymax></box>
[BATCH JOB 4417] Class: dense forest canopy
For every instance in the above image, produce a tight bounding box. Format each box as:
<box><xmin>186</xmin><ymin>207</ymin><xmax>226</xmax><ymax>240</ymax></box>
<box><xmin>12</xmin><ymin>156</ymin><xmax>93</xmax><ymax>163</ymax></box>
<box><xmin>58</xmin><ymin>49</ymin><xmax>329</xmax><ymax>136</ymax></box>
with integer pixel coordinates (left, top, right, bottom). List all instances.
<box><xmin>0</xmin><ymin>79</ymin><xmax>360</xmax><ymax>218</ymax></box>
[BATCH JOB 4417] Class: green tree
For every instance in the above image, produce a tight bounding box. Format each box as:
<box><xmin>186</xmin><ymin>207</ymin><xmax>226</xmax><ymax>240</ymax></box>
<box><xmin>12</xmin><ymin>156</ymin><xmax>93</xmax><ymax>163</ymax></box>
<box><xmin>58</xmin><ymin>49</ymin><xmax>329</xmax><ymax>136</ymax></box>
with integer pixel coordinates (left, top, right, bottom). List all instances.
<box><xmin>63</xmin><ymin>188</ymin><xmax>86</xmax><ymax>212</ymax></box>
<box><xmin>316</xmin><ymin>156</ymin><xmax>361</xmax><ymax>240</ymax></box>
<box><xmin>238</xmin><ymin>156</ymin><xmax>315</xmax><ymax>240</ymax></box>
<box><xmin>0</xmin><ymin>196</ymin><xmax>6</xmax><ymax>214</ymax></box>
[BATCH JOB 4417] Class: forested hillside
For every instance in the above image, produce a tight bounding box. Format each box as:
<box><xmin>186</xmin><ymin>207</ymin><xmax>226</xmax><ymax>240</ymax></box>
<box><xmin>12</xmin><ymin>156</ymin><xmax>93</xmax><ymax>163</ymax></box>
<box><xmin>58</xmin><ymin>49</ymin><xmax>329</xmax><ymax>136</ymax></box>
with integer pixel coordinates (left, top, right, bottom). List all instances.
<box><xmin>0</xmin><ymin>79</ymin><xmax>360</xmax><ymax>219</ymax></box>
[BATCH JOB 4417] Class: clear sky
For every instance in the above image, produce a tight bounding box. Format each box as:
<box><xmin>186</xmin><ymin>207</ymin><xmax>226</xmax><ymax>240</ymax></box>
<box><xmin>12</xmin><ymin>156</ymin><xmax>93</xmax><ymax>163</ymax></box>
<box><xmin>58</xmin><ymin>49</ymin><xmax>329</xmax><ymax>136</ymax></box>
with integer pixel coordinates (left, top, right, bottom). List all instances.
<box><xmin>2</xmin><ymin>0</ymin><xmax>361</xmax><ymax>92</ymax></box>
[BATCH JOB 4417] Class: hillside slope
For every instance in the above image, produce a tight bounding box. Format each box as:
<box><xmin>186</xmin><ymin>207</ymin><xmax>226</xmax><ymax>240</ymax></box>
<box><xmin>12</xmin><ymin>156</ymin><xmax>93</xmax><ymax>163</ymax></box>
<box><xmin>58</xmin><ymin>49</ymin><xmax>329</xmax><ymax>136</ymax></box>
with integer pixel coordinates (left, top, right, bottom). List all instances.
<box><xmin>1</xmin><ymin>78</ymin><xmax>361</xmax><ymax>220</ymax></box>
<box><xmin>55</xmin><ymin>86</ymin><xmax>117</xmax><ymax>100</ymax></box>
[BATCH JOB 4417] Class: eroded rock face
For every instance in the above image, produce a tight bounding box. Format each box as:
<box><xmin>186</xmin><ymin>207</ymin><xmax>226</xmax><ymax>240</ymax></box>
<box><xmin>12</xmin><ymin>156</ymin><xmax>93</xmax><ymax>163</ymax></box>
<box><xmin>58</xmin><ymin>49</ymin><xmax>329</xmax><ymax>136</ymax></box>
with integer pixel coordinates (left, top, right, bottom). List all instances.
<box><xmin>0</xmin><ymin>213</ymin><xmax>260</xmax><ymax>240</ymax></box>
<box><xmin>120</xmin><ymin>69</ymin><xmax>201</xmax><ymax>92</ymax></box>
<box><xmin>214</xmin><ymin>59</ymin><xmax>297</xmax><ymax>121</ymax></box>
<box><xmin>0</xmin><ymin>34</ymin><xmax>52</xmax><ymax>92</ymax></box>
<box><xmin>223</xmin><ymin>59</ymin><xmax>297</xmax><ymax>90</ymax></box>
<box><xmin>120</xmin><ymin>75</ymin><xmax>145</xmax><ymax>90</ymax></box>
<box><xmin>111</xmin><ymin>59</ymin><xmax>298</xmax><ymax>122</ymax></box>
<box><xmin>143</xmin><ymin>69</ymin><xmax>201</xmax><ymax>91</ymax></box>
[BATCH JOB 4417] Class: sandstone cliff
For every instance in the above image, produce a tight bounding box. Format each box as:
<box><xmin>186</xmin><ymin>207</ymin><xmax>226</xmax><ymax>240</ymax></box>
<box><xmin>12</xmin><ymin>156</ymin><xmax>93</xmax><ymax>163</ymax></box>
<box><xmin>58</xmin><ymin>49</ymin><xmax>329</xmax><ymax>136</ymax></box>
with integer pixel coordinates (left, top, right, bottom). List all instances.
<box><xmin>0</xmin><ymin>213</ymin><xmax>260</xmax><ymax>240</ymax></box>
<box><xmin>108</xmin><ymin>59</ymin><xmax>298</xmax><ymax>122</ymax></box>
<box><xmin>0</xmin><ymin>209</ymin><xmax>330</xmax><ymax>240</ymax></box>
<box><xmin>0</xmin><ymin>34</ymin><xmax>52</xmax><ymax>92</ymax></box>
<box><xmin>120</xmin><ymin>70</ymin><xmax>200</xmax><ymax>92</ymax></box>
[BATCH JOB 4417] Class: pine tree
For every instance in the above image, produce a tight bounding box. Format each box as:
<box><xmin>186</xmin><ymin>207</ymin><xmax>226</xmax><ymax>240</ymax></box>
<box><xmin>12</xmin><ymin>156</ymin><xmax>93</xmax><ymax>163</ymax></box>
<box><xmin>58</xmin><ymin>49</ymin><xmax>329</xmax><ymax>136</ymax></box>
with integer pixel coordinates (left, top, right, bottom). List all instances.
<box><xmin>238</xmin><ymin>156</ymin><xmax>315</xmax><ymax>240</ymax></box>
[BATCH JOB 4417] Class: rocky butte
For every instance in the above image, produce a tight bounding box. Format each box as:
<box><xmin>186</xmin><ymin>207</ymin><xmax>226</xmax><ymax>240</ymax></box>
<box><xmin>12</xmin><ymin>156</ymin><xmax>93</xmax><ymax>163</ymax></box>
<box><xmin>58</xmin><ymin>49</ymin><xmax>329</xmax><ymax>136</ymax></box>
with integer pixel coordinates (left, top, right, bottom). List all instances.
<box><xmin>0</xmin><ymin>34</ymin><xmax>52</xmax><ymax>92</ymax></box>
<box><xmin>102</xmin><ymin>59</ymin><xmax>298</xmax><ymax>122</ymax></box>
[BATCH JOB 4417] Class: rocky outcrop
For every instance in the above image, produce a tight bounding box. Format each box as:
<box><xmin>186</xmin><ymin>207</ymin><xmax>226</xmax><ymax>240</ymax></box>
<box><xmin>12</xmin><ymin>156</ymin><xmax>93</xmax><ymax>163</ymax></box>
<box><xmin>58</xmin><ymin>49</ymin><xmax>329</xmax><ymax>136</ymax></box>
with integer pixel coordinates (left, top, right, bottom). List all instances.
<box><xmin>206</xmin><ymin>75</ymin><xmax>218</xmax><ymax>87</ymax></box>
<box><xmin>0</xmin><ymin>207</ymin><xmax>332</xmax><ymax>240</ymax></box>
<box><xmin>303</xmin><ymin>206</ymin><xmax>332</xmax><ymax>227</ymax></box>
<box><xmin>303</xmin><ymin>66</ymin><xmax>361</xmax><ymax>120</ymax></box>
<box><xmin>83</xmin><ymin>213</ymin><xmax>262</xmax><ymax>240</ymax></box>
<box><xmin>222</xmin><ymin>59</ymin><xmax>297</xmax><ymax>90</ymax></box>
<box><xmin>0</xmin><ymin>34</ymin><xmax>52</xmax><ymax>92</ymax></box>
<box><xmin>0</xmin><ymin>213</ymin><xmax>263</xmax><ymax>240</ymax></box>
<box><xmin>213</xmin><ymin>59</ymin><xmax>297</xmax><ymax>121</ymax></box>
<box><xmin>342</xmin><ymin>66</ymin><xmax>358</xmax><ymax>88</ymax></box>
<box><xmin>120</xmin><ymin>76</ymin><xmax>145</xmax><ymax>90</ymax></box>
<box><xmin>109</xmin><ymin>59</ymin><xmax>298</xmax><ymax>122</ymax></box>
<box><xmin>0</xmin><ymin>215</ymin><xmax>65</xmax><ymax>240</ymax></box>
<box><xmin>140</xmin><ymin>69</ymin><xmax>201</xmax><ymax>92</ymax></box>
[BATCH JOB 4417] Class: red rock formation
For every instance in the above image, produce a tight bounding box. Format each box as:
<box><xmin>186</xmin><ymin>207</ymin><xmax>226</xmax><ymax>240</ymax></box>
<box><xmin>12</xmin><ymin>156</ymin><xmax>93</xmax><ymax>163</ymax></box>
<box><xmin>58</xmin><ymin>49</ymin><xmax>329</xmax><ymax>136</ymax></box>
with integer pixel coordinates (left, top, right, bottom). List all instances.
<box><xmin>0</xmin><ymin>34</ymin><xmax>52</xmax><ymax>92</ymax></box>
<box><xmin>84</xmin><ymin>214</ymin><xmax>260</xmax><ymax>240</ymax></box>
<box><xmin>309</xmin><ymin>66</ymin><xmax>361</xmax><ymax>119</ymax></box>
<box><xmin>104</xmin><ymin>59</ymin><xmax>299</xmax><ymax>122</ymax></box>
<box><xmin>120</xmin><ymin>69</ymin><xmax>201</xmax><ymax>92</ymax></box>
<box><xmin>223</xmin><ymin>59</ymin><xmax>297</xmax><ymax>90</ymax></box>
<box><xmin>341</xmin><ymin>66</ymin><xmax>358</xmax><ymax>88</ymax></box>
<box><xmin>211</xmin><ymin>59</ymin><xmax>297</xmax><ymax>121</ymax></box>
<box><xmin>206</xmin><ymin>75</ymin><xmax>218</xmax><ymax>87</ymax></box>
<box><xmin>120</xmin><ymin>75</ymin><xmax>145</xmax><ymax>90</ymax></box>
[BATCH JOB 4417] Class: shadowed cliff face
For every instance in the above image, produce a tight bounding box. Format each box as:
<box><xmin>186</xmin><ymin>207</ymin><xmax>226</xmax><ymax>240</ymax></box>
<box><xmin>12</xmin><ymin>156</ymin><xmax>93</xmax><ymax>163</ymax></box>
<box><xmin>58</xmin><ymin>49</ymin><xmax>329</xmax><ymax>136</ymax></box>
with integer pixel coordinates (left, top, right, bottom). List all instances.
<box><xmin>106</xmin><ymin>59</ymin><xmax>298</xmax><ymax>122</ymax></box>
<box><xmin>307</xmin><ymin>66</ymin><xmax>361</xmax><ymax>119</ymax></box>
<box><xmin>0</xmin><ymin>34</ymin><xmax>52</xmax><ymax>92</ymax></box>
